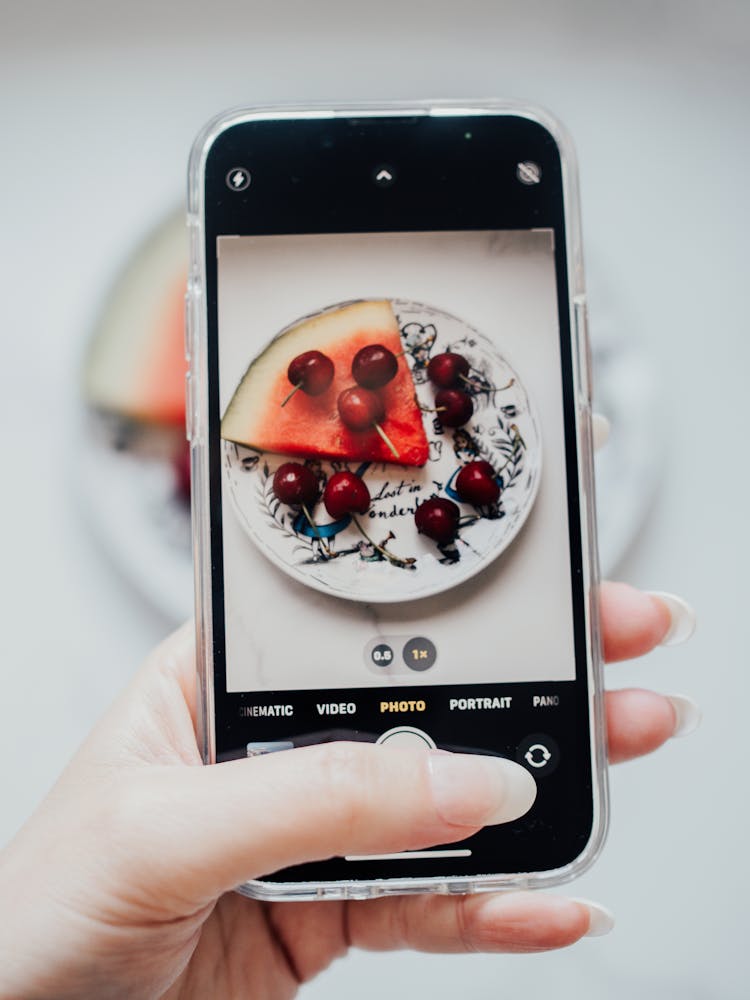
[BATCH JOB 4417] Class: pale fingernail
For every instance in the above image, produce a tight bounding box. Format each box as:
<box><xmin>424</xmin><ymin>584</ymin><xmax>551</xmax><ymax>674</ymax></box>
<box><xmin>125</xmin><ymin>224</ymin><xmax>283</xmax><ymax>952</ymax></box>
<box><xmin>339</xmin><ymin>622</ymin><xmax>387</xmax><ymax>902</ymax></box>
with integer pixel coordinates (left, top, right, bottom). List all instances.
<box><xmin>592</xmin><ymin>412</ymin><xmax>610</xmax><ymax>451</ymax></box>
<box><xmin>570</xmin><ymin>898</ymin><xmax>616</xmax><ymax>937</ymax></box>
<box><xmin>667</xmin><ymin>694</ymin><xmax>702</xmax><ymax>737</ymax></box>
<box><xmin>428</xmin><ymin>753</ymin><xmax>537</xmax><ymax>827</ymax></box>
<box><xmin>647</xmin><ymin>591</ymin><xmax>697</xmax><ymax>646</ymax></box>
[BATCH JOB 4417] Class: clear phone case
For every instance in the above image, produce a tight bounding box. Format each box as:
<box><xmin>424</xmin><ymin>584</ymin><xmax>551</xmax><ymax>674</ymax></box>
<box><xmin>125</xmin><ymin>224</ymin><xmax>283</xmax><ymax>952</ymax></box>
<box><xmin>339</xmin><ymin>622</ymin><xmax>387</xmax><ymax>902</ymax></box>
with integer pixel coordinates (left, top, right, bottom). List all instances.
<box><xmin>186</xmin><ymin>100</ymin><xmax>607</xmax><ymax>901</ymax></box>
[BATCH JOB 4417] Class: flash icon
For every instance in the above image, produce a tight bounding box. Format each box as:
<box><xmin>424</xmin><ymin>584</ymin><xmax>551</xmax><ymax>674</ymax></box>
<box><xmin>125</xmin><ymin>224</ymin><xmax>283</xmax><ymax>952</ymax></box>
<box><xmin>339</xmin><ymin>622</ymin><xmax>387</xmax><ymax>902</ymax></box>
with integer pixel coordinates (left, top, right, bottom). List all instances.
<box><xmin>226</xmin><ymin>167</ymin><xmax>251</xmax><ymax>192</ymax></box>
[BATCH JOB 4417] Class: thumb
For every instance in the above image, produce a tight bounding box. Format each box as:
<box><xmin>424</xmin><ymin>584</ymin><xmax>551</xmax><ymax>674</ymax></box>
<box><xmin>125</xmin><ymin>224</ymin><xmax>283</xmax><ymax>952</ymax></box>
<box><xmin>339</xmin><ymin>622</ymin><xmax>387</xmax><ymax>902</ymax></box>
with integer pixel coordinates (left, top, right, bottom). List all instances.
<box><xmin>112</xmin><ymin>742</ymin><xmax>537</xmax><ymax>908</ymax></box>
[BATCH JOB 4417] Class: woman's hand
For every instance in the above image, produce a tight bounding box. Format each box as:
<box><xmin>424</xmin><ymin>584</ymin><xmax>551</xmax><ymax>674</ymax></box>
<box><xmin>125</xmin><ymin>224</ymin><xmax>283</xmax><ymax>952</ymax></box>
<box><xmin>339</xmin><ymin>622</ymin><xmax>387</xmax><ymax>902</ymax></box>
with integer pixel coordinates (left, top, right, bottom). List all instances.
<box><xmin>0</xmin><ymin>583</ymin><xmax>697</xmax><ymax>1000</ymax></box>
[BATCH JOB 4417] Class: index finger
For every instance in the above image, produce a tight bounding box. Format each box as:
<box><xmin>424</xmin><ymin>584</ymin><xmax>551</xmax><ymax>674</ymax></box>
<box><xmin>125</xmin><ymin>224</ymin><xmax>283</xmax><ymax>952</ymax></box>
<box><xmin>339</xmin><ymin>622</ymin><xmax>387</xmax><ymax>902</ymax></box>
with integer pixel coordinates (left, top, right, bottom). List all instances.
<box><xmin>600</xmin><ymin>581</ymin><xmax>693</xmax><ymax>662</ymax></box>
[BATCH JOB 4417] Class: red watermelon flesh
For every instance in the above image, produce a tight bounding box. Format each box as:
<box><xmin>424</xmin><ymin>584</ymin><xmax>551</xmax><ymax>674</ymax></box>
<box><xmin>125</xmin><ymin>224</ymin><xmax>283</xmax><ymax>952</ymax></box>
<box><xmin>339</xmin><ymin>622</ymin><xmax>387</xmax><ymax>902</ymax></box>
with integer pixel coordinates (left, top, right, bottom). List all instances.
<box><xmin>221</xmin><ymin>300</ymin><xmax>429</xmax><ymax>467</ymax></box>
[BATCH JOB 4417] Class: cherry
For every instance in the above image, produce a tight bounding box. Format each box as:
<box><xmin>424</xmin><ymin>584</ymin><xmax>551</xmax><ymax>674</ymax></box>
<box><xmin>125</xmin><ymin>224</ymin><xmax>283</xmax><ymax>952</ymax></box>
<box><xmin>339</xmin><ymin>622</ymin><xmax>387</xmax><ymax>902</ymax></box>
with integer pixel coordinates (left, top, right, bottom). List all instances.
<box><xmin>455</xmin><ymin>460</ymin><xmax>500</xmax><ymax>506</ymax></box>
<box><xmin>272</xmin><ymin>462</ymin><xmax>319</xmax><ymax>507</ymax></box>
<box><xmin>337</xmin><ymin>386</ymin><xmax>384</xmax><ymax>430</ymax></box>
<box><xmin>338</xmin><ymin>386</ymin><xmax>399</xmax><ymax>458</ymax></box>
<box><xmin>323</xmin><ymin>471</ymin><xmax>371</xmax><ymax>520</ymax></box>
<box><xmin>352</xmin><ymin>344</ymin><xmax>398</xmax><ymax>389</ymax></box>
<box><xmin>434</xmin><ymin>388</ymin><xmax>474</xmax><ymax>428</ymax></box>
<box><xmin>282</xmin><ymin>350</ymin><xmax>334</xmax><ymax>405</ymax></box>
<box><xmin>427</xmin><ymin>351</ymin><xmax>469</xmax><ymax>388</ymax></box>
<box><xmin>415</xmin><ymin>497</ymin><xmax>461</xmax><ymax>545</ymax></box>
<box><xmin>471</xmin><ymin>459</ymin><xmax>497</xmax><ymax>480</ymax></box>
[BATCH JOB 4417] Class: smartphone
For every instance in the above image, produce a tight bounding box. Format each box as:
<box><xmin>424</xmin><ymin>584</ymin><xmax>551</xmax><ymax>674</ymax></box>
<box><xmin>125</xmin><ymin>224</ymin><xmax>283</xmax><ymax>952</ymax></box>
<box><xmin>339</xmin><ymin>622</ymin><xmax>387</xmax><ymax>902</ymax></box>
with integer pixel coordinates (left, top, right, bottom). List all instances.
<box><xmin>187</xmin><ymin>101</ymin><xmax>607</xmax><ymax>900</ymax></box>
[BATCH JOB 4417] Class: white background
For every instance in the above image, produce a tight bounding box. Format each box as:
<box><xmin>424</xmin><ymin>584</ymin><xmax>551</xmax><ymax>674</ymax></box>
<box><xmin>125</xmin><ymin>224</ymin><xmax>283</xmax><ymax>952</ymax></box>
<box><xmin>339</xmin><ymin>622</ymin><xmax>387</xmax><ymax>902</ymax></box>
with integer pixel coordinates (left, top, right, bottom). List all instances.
<box><xmin>1</xmin><ymin>2</ymin><xmax>747</xmax><ymax>997</ymax></box>
<box><xmin>219</xmin><ymin>231</ymin><xmax>575</xmax><ymax>691</ymax></box>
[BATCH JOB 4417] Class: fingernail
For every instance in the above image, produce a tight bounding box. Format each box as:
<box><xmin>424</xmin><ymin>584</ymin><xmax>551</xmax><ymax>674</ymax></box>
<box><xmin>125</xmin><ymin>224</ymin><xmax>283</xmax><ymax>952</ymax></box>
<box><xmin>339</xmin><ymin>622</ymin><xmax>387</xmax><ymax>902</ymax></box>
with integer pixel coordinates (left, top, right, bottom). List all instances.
<box><xmin>647</xmin><ymin>591</ymin><xmax>697</xmax><ymax>646</ymax></box>
<box><xmin>570</xmin><ymin>898</ymin><xmax>616</xmax><ymax>937</ymax></box>
<box><xmin>428</xmin><ymin>753</ymin><xmax>537</xmax><ymax>827</ymax></box>
<box><xmin>667</xmin><ymin>694</ymin><xmax>702</xmax><ymax>737</ymax></box>
<box><xmin>592</xmin><ymin>412</ymin><xmax>610</xmax><ymax>451</ymax></box>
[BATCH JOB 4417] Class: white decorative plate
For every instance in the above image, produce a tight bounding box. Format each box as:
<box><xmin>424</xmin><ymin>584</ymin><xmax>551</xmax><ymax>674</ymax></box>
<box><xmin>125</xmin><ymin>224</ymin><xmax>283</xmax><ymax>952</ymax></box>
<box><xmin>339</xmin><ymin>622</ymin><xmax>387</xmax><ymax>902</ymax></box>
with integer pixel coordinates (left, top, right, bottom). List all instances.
<box><xmin>223</xmin><ymin>299</ymin><xmax>542</xmax><ymax>603</ymax></box>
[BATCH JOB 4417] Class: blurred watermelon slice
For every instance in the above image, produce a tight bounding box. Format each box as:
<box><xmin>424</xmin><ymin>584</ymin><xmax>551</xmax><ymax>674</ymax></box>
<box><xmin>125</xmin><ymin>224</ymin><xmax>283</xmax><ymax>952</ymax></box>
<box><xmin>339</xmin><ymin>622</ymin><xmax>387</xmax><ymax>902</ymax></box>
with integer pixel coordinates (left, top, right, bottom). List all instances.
<box><xmin>83</xmin><ymin>213</ymin><xmax>186</xmax><ymax>426</ymax></box>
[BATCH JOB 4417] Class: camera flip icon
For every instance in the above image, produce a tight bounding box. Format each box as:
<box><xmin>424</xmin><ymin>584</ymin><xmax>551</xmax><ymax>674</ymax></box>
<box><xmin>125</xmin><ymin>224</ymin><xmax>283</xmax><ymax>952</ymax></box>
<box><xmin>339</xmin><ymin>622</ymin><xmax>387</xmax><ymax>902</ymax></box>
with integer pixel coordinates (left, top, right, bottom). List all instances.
<box><xmin>516</xmin><ymin>733</ymin><xmax>560</xmax><ymax>777</ymax></box>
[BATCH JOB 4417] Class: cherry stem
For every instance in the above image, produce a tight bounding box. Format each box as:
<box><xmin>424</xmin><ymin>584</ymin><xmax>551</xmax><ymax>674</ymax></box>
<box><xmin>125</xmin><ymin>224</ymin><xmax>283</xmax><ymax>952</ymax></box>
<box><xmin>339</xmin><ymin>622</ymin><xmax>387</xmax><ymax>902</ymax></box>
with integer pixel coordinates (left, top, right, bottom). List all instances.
<box><xmin>301</xmin><ymin>503</ymin><xmax>330</xmax><ymax>554</ymax></box>
<box><xmin>280</xmin><ymin>383</ymin><xmax>302</xmax><ymax>407</ymax></box>
<box><xmin>351</xmin><ymin>516</ymin><xmax>411</xmax><ymax>567</ymax></box>
<box><xmin>373</xmin><ymin>422</ymin><xmax>400</xmax><ymax>459</ymax></box>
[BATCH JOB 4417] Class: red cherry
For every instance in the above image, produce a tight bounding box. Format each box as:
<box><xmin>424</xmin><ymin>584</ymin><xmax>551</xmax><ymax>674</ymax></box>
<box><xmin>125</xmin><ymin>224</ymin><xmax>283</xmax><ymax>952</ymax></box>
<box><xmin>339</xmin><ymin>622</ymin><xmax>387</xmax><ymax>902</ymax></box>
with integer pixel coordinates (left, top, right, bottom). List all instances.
<box><xmin>455</xmin><ymin>460</ymin><xmax>500</xmax><ymax>506</ymax></box>
<box><xmin>472</xmin><ymin>460</ymin><xmax>498</xmax><ymax>481</ymax></box>
<box><xmin>427</xmin><ymin>351</ymin><xmax>469</xmax><ymax>388</ymax></box>
<box><xmin>337</xmin><ymin>386</ymin><xmax>385</xmax><ymax>431</ymax></box>
<box><xmin>414</xmin><ymin>497</ymin><xmax>461</xmax><ymax>544</ymax></box>
<box><xmin>352</xmin><ymin>344</ymin><xmax>398</xmax><ymax>389</ymax></box>
<box><xmin>323</xmin><ymin>471</ymin><xmax>371</xmax><ymax>519</ymax></box>
<box><xmin>286</xmin><ymin>351</ymin><xmax>334</xmax><ymax>397</ymax></box>
<box><xmin>272</xmin><ymin>462</ymin><xmax>319</xmax><ymax>506</ymax></box>
<box><xmin>435</xmin><ymin>388</ymin><xmax>474</xmax><ymax>427</ymax></box>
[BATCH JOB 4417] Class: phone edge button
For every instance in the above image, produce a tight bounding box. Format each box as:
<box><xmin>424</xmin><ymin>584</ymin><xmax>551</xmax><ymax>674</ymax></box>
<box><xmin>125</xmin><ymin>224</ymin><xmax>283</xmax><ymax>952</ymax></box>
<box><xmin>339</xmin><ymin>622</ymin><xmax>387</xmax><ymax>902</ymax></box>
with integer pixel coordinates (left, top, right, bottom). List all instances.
<box><xmin>185</xmin><ymin>370</ymin><xmax>194</xmax><ymax>442</ymax></box>
<box><xmin>573</xmin><ymin>296</ymin><xmax>593</xmax><ymax>404</ymax></box>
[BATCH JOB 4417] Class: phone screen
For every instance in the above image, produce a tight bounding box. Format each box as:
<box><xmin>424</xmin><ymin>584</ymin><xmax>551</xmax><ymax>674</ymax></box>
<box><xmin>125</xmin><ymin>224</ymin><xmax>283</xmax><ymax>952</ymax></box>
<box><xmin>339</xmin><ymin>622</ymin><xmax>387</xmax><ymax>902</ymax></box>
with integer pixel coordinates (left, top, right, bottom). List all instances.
<box><xmin>199</xmin><ymin>112</ymin><xmax>598</xmax><ymax>885</ymax></box>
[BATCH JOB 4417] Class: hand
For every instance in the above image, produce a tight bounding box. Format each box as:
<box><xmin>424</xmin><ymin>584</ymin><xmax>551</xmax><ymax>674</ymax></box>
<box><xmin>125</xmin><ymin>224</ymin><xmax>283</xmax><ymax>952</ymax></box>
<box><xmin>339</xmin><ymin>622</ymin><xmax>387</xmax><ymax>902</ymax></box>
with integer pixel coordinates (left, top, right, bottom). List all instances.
<box><xmin>0</xmin><ymin>583</ymin><xmax>697</xmax><ymax>1000</ymax></box>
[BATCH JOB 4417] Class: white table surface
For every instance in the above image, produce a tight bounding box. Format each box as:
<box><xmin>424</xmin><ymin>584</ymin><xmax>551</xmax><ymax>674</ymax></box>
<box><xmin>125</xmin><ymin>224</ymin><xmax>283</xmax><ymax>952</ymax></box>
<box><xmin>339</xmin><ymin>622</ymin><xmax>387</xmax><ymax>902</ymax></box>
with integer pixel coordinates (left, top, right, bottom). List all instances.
<box><xmin>1</xmin><ymin>2</ymin><xmax>747</xmax><ymax>997</ymax></box>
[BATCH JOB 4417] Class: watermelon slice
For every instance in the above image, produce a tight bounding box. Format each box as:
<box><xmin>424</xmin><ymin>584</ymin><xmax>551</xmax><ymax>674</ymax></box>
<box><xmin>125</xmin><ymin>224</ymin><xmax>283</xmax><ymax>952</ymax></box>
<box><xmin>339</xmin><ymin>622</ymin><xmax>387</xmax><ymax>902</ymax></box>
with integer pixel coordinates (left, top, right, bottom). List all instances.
<box><xmin>83</xmin><ymin>215</ymin><xmax>187</xmax><ymax>426</ymax></box>
<box><xmin>222</xmin><ymin>300</ymin><xmax>429</xmax><ymax>467</ymax></box>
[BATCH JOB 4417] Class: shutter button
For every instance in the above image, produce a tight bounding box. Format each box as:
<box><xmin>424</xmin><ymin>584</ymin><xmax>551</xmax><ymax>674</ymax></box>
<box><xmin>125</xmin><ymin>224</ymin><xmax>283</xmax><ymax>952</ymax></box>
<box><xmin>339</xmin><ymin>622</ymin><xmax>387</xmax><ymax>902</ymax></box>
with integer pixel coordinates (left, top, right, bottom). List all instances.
<box><xmin>376</xmin><ymin>726</ymin><xmax>436</xmax><ymax>750</ymax></box>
